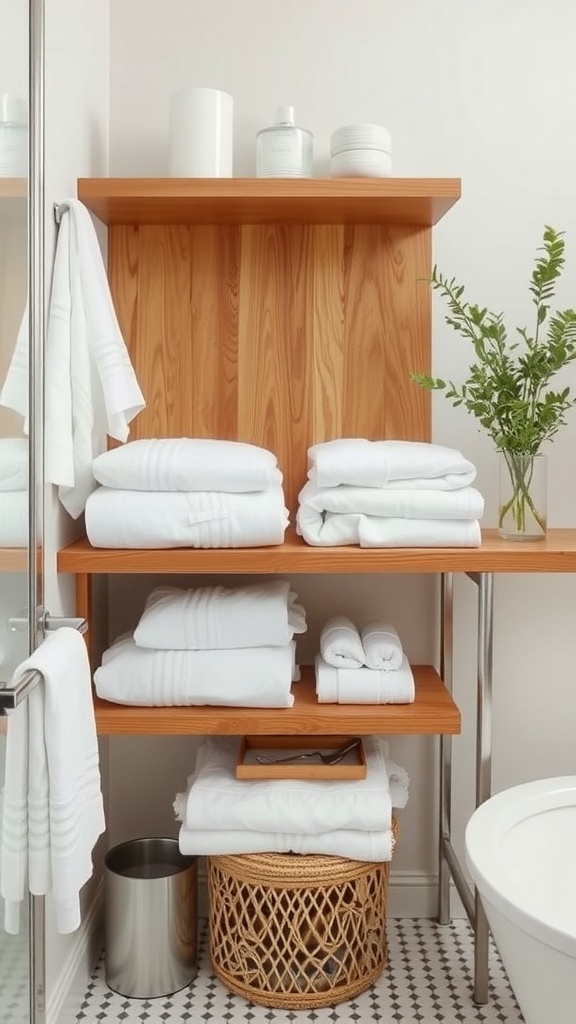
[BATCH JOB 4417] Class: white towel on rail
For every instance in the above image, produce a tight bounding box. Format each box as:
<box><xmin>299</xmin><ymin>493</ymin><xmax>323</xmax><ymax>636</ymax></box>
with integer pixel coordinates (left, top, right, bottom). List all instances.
<box><xmin>0</xmin><ymin>303</ymin><xmax>29</xmax><ymax>430</ymax></box>
<box><xmin>44</xmin><ymin>198</ymin><xmax>145</xmax><ymax>519</ymax></box>
<box><xmin>307</xmin><ymin>439</ymin><xmax>477</xmax><ymax>489</ymax></box>
<box><xmin>360</xmin><ymin>622</ymin><xmax>403</xmax><ymax>671</ymax></box>
<box><xmin>320</xmin><ymin>616</ymin><xmax>365</xmax><ymax>668</ymax></box>
<box><xmin>133</xmin><ymin>581</ymin><xmax>306</xmax><ymax>650</ymax></box>
<box><xmin>85</xmin><ymin>486</ymin><xmax>289</xmax><ymax>548</ymax></box>
<box><xmin>315</xmin><ymin>654</ymin><xmax>415</xmax><ymax>704</ymax></box>
<box><xmin>94</xmin><ymin>634</ymin><xmax>297</xmax><ymax>707</ymax></box>
<box><xmin>92</xmin><ymin>438</ymin><xmax>282</xmax><ymax>492</ymax></box>
<box><xmin>0</xmin><ymin>628</ymin><xmax>105</xmax><ymax>934</ymax></box>
<box><xmin>178</xmin><ymin>824</ymin><xmax>397</xmax><ymax>862</ymax></box>
<box><xmin>0</xmin><ymin>439</ymin><xmax>28</xmax><ymax>491</ymax></box>
<box><xmin>0</xmin><ymin>492</ymin><xmax>28</xmax><ymax>546</ymax></box>
<box><xmin>175</xmin><ymin>735</ymin><xmax>408</xmax><ymax>835</ymax></box>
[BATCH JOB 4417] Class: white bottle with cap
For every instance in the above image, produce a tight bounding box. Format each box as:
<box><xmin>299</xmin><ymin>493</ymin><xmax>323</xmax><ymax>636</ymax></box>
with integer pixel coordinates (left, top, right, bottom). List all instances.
<box><xmin>256</xmin><ymin>106</ymin><xmax>313</xmax><ymax>178</ymax></box>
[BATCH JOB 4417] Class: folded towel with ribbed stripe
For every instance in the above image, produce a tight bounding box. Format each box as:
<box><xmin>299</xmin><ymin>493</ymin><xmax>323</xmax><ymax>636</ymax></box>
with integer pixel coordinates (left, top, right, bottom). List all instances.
<box><xmin>315</xmin><ymin>654</ymin><xmax>415</xmax><ymax>704</ymax></box>
<box><xmin>177</xmin><ymin>825</ymin><xmax>397</xmax><ymax>861</ymax></box>
<box><xmin>307</xmin><ymin>439</ymin><xmax>476</xmax><ymax>489</ymax></box>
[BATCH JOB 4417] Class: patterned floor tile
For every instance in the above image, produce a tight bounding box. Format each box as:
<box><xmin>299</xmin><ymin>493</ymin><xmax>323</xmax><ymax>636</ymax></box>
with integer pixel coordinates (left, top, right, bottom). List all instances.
<box><xmin>74</xmin><ymin>919</ymin><xmax>525</xmax><ymax>1023</ymax></box>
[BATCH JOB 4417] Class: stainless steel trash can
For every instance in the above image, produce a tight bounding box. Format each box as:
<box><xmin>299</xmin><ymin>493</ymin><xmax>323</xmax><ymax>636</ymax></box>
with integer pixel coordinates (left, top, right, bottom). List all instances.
<box><xmin>104</xmin><ymin>837</ymin><xmax>197</xmax><ymax>999</ymax></box>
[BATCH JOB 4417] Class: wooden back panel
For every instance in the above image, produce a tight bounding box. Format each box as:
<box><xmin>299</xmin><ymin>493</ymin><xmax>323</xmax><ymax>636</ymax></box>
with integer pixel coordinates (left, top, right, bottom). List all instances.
<box><xmin>108</xmin><ymin>222</ymin><xmax>431</xmax><ymax>512</ymax></box>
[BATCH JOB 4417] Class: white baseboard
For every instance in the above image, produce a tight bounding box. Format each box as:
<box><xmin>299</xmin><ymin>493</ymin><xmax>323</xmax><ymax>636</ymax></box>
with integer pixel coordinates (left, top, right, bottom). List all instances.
<box><xmin>48</xmin><ymin>882</ymin><xmax>104</xmax><ymax>1024</ymax></box>
<box><xmin>198</xmin><ymin>863</ymin><xmax>467</xmax><ymax>920</ymax></box>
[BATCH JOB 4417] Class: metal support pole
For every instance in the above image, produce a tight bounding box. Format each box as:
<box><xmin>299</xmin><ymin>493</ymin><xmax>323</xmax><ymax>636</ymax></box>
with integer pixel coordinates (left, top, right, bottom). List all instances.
<box><xmin>438</xmin><ymin>572</ymin><xmax>453</xmax><ymax>925</ymax></box>
<box><xmin>472</xmin><ymin>571</ymin><xmax>494</xmax><ymax>1004</ymax></box>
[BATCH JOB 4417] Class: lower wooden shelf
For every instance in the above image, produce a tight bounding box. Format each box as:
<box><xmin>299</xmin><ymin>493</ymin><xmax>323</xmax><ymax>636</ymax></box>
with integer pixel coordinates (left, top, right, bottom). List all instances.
<box><xmin>93</xmin><ymin>664</ymin><xmax>460</xmax><ymax>736</ymax></box>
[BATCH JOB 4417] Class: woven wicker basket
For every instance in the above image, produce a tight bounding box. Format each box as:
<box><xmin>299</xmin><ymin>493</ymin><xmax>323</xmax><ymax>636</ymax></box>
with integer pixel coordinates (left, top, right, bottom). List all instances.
<box><xmin>208</xmin><ymin>821</ymin><xmax>397</xmax><ymax>1009</ymax></box>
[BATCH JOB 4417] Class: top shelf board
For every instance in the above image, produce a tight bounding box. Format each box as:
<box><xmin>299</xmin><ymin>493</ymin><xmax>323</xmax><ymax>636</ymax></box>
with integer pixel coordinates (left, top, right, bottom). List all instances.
<box><xmin>57</xmin><ymin>529</ymin><xmax>576</xmax><ymax>575</ymax></box>
<box><xmin>76</xmin><ymin>177</ymin><xmax>461</xmax><ymax>227</ymax></box>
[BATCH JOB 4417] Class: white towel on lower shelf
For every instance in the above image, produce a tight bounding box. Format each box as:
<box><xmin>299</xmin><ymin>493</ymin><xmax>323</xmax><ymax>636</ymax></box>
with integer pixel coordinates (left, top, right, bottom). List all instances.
<box><xmin>92</xmin><ymin>438</ymin><xmax>282</xmax><ymax>492</ymax></box>
<box><xmin>0</xmin><ymin>492</ymin><xmax>28</xmax><ymax>546</ymax></box>
<box><xmin>85</xmin><ymin>486</ymin><xmax>289</xmax><ymax>548</ymax></box>
<box><xmin>315</xmin><ymin>654</ymin><xmax>415</xmax><ymax>704</ymax></box>
<box><xmin>0</xmin><ymin>628</ymin><xmax>105</xmax><ymax>935</ymax></box>
<box><xmin>174</xmin><ymin>735</ymin><xmax>409</xmax><ymax>834</ymax></box>
<box><xmin>307</xmin><ymin>439</ymin><xmax>477</xmax><ymax>489</ymax></box>
<box><xmin>320</xmin><ymin>616</ymin><xmax>365</xmax><ymax>668</ymax></box>
<box><xmin>94</xmin><ymin>635</ymin><xmax>297</xmax><ymax>707</ymax></box>
<box><xmin>178</xmin><ymin>825</ymin><xmax>396</xmax><ymax>862</ymax></box>
<box><xmin>361</xmin><ymin>622</ymin><xmax>403</xmax><ymax>671</ymax></box>
<box><xmin>133</xmin><ymin>581</ymin><xmax>306</xmax><ymax>650</ymax></box>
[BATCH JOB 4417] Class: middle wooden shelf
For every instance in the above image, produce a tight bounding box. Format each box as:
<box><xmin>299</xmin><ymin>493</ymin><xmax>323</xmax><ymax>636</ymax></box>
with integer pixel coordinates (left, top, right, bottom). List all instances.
<box><xmin>92</xmin><ymin>664</ymin><xmax>460</xmax><ymax>736</ymax></box>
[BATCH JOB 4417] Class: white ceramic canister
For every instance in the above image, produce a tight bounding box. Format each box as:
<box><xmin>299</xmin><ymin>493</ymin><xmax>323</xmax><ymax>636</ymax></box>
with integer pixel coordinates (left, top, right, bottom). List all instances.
<box><xmin>0</xmin><ymin>94</ymin><xmax>28</xmax><ymax>177</ymax></box>
<box><xmin>169</xmin><ymin>87</ymin><xmax>233</xmax><ymax>177</ymax></box>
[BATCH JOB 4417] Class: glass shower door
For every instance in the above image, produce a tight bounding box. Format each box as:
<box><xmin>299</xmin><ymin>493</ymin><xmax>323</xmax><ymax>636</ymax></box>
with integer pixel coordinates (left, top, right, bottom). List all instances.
<box><xmin>0</xmin><ymin>0</ymin><xmax>37</xmax><ymax>1021</ymax></box>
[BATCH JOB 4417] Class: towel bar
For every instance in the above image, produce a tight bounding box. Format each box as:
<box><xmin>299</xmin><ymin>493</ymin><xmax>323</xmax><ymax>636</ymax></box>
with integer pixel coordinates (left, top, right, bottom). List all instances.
<box><xmin>0</xmin><ymin>668</ymin><xmax>42</xmax><ymax>712</ymax></box>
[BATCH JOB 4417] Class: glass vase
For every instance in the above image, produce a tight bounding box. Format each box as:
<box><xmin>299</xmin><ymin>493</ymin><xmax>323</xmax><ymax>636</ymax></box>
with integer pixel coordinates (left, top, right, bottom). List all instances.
<box><xmin>498</xmin><ymin>451</ymin><xmax>547</xmax><ymax>541</ymax></box>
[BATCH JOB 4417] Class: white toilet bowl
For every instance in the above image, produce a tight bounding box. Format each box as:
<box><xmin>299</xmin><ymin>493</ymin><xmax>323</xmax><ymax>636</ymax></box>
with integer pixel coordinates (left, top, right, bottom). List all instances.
<box><xmin>465</xmin><ymin>776</ymin><xmax>576</xmax><ymax>1024</ymax></box>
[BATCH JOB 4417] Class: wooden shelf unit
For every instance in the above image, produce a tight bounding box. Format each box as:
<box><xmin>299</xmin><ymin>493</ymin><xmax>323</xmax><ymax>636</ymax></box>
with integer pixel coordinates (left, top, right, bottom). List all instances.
<box><xmin>92</xmin><ymin>665</ymin><xmax>459</xmax><ymax>736</ymax></box>
<box><xmin>64</xmin><ymin>175</ymin><xmax>469</xmax><ymax>740</ymax></box>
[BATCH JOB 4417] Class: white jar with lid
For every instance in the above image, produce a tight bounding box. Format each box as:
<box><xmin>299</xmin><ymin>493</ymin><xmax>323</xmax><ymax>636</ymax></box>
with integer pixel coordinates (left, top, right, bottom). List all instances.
<box><xmin>256</xmin><ymin>106</ymin><xmax>313</xmax><ymax>178</ymax></box>
<box><xmin>0</xmin><ymin>94</ymin><xmax>28</xmax><ymax>177</ymax></box>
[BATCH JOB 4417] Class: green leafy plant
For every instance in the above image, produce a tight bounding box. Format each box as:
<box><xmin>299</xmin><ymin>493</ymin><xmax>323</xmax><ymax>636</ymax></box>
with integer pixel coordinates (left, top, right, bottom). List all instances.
<box><xmin>411</xmin><ymin>226</ymin><xmax>576</xmax><ymax>533</ymax></box>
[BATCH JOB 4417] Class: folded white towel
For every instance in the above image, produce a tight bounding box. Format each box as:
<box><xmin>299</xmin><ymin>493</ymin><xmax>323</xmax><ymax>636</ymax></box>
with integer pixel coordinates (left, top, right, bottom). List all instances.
<box><xmin>175</xmin><ymin>735</ymin><xmax>409</xmax><ymax>835</ymax></box>
<box><xmin>307</xmin><ymin>439</ymin><xmax>477</xmax><ymax>489</ymax></box>
<box><xmin>320</xmin><ymin>616</ymin><xmax>365</xmax><ymax>668</ymax></box>
<box><xmin>0</xmin><ymin>303</ymin><xmax>29</xmax><ymax>430</ymax></box>
<box><xmin>178</xmin><ymin>825</ymin><xmax>397</xmax><ymax>862</ymax></box>
<box><xmin>92</xmin><ymin>438</ymin><xmax>282</xmax><ymax>492</ymax></box>
<box><xmin>1</xmin><ymin>629</ymin><xmax>105</xmax><ymax>934</ymax></box>
<box><xmin>0</xmin><ymin>492</ymin><xmax>28</xmax><ymax>546</ymax></box>
<box><xmin>298</xmin><ymin>495</ymin><xmax>481</xmax><ymax>547</ymax></box>
<box><xmin>85</xmin><ymin>486</ymin><xmax>289</xmax><ymax>548</ymax></box>
<box><xmin>0</xmin><ymin>439</ymin><xmax>28</xmax><ymax>491</ymax></box>
<box><xmin>298</xmin><ymin>480</ymin><xmax>484</xmax><ymax>523</ymax></box>
<box><xmin>94</xmin><ymin>634</ymin><xmax>297</xmax><ymax>707</ymax></box>
<box><xmin>315</xmin><ymin>654</ymin><xmax>415</xmax><ymax>704</ymax></box>
<box><xmin>44</xmin><ymin>199</ymin><xmax>145</xmax><ymax>518</ymax></box>
<box><xmin>134</xmin><ymin>581</ymin><xmax>306</xmax><ymax>651</ymax></box>
<box><xmin>361</xmin><ymin>622</ymin><xmax>403</xmax><ymax>671</ymax></box>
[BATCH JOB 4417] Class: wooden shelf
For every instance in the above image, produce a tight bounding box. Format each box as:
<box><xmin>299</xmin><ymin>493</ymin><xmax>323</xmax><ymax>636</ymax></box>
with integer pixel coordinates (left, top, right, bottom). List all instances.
<box><xmin>0</xmin><ymin>548</ymin><xmax>28</xmax><ymax>572</ymax></box>
<box><xmin>77</xmin><ymin>177</ymin><xmax>461</xmax><ymax>227</ymax></box>
<box><xmin>0</xmin><ymin>178</ymin><xmax>27</xmax><ymax>223</ymax></box>
<box><xmin>93</xmin><ymin>664</ymin><xmax>459</xmax><ymax>736</ymax></box>
<box><xmin>58</xmin><ymin>528</ymin><xmax>576</xmax><ymax>576</ymax></box>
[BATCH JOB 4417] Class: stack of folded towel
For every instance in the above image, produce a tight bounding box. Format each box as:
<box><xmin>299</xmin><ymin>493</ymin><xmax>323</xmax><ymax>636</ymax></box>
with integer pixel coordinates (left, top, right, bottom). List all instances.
<box><xmin>93</xmin><ymin>580</ymin><xmax>306</xmax><ymax>708</ymax></box>
<box><xmin>296</xmin><ymin>438</ymin><xmax>484</xmax><ymax>547</ymax></box>
<box><xmin>174</xmin><ymin>734</ymin><xmax>409</xmax><ymax>861</ymax></box>
<box><xmin>0</xmin><ymin>438</ymin><xmax>29</xmax><ymax>546</ymax></box>
<box><xmin>85</xmin><ymin>438</ymin><xmax>289</xmax><ymax>548</ymax></box>
<box><xmin>316</xmin><ymin>616</ymin><xmax>415</xmax><ymax>704</ymax></box>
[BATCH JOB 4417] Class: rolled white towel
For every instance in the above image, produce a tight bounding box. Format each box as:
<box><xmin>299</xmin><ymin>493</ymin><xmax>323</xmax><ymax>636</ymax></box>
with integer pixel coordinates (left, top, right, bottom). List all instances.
<box><xmin>315</xmin><ymin>654</ymin><xmax>415</xmax><ymax>704</ymax></box>
<box><xmin>92</xmin><ymin>438</ymin><xmax>282</xmax><ymax>492</ymax></box>
<box><xmin>361</xmin><ymin>622</ymin><xmax>403</xmax><ymax>671</ymax></box>
<box><xmin>307</xmin><ymin>439</ymin><xmax>477</xmax><ymax>489</ymax></box>
<box><xmin>320</xmin><ymin>615</ymin><xmax>365</xmax><ymax>668</ymax></box>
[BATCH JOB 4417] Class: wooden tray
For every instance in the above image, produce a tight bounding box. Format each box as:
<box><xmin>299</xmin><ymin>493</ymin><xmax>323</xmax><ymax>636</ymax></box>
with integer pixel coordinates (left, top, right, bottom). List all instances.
<box><xmin>236</xmin><ymin>735</ymin><xmax>366</xmax><ymax>780</ymax></box>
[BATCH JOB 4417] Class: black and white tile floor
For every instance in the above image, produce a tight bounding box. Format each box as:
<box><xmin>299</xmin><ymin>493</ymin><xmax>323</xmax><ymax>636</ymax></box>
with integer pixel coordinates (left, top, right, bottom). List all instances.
<box><xmin>76</xmin><ymin>919</ymin><xmax>524</xmax><ymax>1023</ymax></box>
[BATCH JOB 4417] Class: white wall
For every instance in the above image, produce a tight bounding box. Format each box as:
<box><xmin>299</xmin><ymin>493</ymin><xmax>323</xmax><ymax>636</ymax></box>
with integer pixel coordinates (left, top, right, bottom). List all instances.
<box><xmin>43</xmin><ymin>0</ymin><xmax>110</xmax><ymax>1017</ymax></box>
<box><xmin>105</xmin><ymin>0</ymin><xmax>576</xmax><ymax>904</ymax></box>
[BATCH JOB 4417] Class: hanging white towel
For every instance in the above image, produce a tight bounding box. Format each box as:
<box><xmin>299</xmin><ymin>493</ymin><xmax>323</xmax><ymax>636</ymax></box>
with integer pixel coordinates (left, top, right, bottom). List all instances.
<box><xmin>175</xmin><ymin>735</ymin><xmax>408</xmax><ymax>835</ymax></box>
<box><xmin>315</xmin><ymin>654</ymin><xmax>415</xmax><ymax>704</ymax></box>
<box><xmin>133</xmin><ymin>581</ymin><xmax>306</xmax><ymax>650</ymax></box>
<box><xmin>94</xmin><ymin>634</ymin><xmax>297</xmax><ymax>707</ymax></box>
<box><xmin>320</xmin><ymin>616</ymin><xmax>365</xmax><ymax>668</ymax></box>
<box><xmin>92</xmin><ymin>438</ymin><xmax>282</xmax><ymax>492</ymax></box>
<box><xmin>307</xmin><ymin>439</ymin><xmax>477</xmax><ymax>489</ymax></box>
<box><xmin>85</xmin><ymin>486</ymin><xmax>289</xmax><ymax>548</ymax></box>
<box><xmin>44</xmin><ymin>199</ymin><xmax>145</xmax><ymax>518</ymax></box>
<box><xmin>0</xmin><ymin>628</ymin><xmax>105</xmax><ymax>934</ymax></box>
<box><xmin>360</xmin><ymin>622</ymin><xmax>403</xmax><ymax>671</ymax></box>
<box><xmin>0</xmin><ymin>303</ymin><xmax>29</xmax><ymax>430</ymax></box>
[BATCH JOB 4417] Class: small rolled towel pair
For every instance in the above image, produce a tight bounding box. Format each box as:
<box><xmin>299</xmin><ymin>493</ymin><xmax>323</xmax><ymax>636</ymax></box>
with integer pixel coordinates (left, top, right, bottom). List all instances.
<box><xmin>320</xmin><ymin>615</ymin><xmax>403</xmax><ymax>670</ymax></box>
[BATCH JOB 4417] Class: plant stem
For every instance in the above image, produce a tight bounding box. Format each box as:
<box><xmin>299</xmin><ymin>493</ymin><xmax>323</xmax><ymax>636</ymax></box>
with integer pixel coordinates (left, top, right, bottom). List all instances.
<box><xmin>499</xmin><ymin>452</ymin><xmax>546</xmax><ymax>533</ymax></box>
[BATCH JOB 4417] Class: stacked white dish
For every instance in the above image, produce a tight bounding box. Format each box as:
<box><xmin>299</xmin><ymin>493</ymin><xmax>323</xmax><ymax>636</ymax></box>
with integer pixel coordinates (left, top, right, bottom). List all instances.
<box><xmin>329</xmin><ymin>123</ymin><xmax>392</xmax><ymax>178</ymax></box>
<box><xmin>0</xmin><ymin>94</ymin><xmax>28</xmax><ymax>177</ymax></box>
